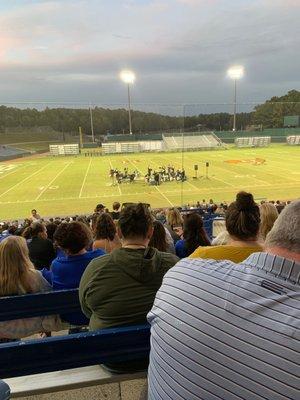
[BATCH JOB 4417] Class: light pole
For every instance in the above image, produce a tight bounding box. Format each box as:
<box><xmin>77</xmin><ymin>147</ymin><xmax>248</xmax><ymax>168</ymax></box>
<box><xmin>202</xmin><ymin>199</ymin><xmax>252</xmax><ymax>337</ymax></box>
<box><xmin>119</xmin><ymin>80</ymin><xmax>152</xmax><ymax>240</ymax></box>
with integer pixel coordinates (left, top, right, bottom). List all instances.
<box><xmin>120</xmin><ymin>70</ymin><xmax>136</xmax><ymax>134</ymax></box>
<box><xmin>227</xmin><ymin>65</ymin><xmax>244</xmax><ymax>131</ymax></box>
<box><xmin>89</xmin><ymin>103</ymin><xmax>95</xmax><ymax>142</ymax></box>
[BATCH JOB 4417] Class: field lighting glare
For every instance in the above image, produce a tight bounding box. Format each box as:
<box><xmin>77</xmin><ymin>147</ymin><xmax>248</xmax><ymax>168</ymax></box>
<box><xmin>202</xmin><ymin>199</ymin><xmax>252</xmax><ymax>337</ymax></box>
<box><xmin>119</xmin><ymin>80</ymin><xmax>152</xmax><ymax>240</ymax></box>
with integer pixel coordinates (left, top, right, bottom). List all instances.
<box><xmin>120</xmin><ymin>70</ymin><xmax>136</xmax><ymax>84</ymax></box>
<box><xmin>227</xmin><ymin>65</ymin><xmax>244</xmax><ymax>80</ymax></box>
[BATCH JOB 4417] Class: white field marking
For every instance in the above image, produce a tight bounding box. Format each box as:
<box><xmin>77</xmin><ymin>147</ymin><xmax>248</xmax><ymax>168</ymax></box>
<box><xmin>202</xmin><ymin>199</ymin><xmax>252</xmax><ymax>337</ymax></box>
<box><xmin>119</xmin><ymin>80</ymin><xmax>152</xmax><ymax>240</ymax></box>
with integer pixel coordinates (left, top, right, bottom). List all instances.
<box><xmin>0</xmin><ymin>181</ymin><xmax>299</xmax><ymax>205</ymax></box>
<box><xmin>79</xmin><ymin>157</ymin><xmax>92</xmax><ymax>198</ymax></box>
<box><xmin>0</xmin><ymin>162</ymin><xmax>53</xmax><ymax>198</ymax></box>
<box><xmin>108</xmin><ymin>158</ymin><xmax>122</xmax><ymax>195</ymax></box>
<box><xmin>35</xmin><ymin>162</ymin><xmax>72</xmax><ymax>201</ymax></box>
<box><xmin>0</xmin><ymin>164</ymin><xmax>26</xmax><ymax>180</ymax></box>
<box><xmin>154</xmin><ymin>185</ymin><xmax>174</xmax><ymax>206</ymax></box>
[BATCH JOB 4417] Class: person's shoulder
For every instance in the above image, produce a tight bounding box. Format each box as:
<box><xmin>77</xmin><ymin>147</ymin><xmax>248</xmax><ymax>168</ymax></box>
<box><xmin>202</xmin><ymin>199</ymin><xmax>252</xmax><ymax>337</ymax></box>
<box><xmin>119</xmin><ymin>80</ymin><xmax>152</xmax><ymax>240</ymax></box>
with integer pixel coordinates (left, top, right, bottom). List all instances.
<box><xmin>157</xmin><ymin>249</ymin><xmax>180</xmax><ymax>264</ymax></box>
<box><xmin>190</xmin><ymin>245</ymin><xmax>213</xmax><ymax>258</ymax></box>
<box><xmin>87</xmin><ymin>248</ymin><xmax>106</xmax><ymax>259</ymax></box>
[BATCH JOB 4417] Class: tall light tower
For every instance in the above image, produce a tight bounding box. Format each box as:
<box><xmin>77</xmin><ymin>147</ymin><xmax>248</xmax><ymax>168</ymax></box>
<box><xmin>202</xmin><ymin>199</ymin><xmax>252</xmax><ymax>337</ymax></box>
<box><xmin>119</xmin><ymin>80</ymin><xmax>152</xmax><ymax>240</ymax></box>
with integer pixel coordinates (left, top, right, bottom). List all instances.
<box><xmin>227</xmin><ymin>65</ymin><xmax>244</xmax><ymax>131</ymax></box>
<box><xmin>120</xmin><ymin>70</ymin><xmax>136</xmax><ymax>134</ymax></box>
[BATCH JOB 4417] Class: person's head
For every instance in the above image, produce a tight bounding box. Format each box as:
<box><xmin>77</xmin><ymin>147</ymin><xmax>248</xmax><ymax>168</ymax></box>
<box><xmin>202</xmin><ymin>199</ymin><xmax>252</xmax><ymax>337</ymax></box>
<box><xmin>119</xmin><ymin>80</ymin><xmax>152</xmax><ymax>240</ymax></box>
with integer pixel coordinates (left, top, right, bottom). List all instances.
<box><xmin>259</xmin><ymin>202</ymin><xmax>279</xmax><ymax>241</ymax></box>
<box><xmin>94</xmin><ymin>204</ymin><xmax>105</xmax><ymax>213</ymax></box>
<box><xmin>22</xmin><ymin>222</ymin><xmax>47</xmax><ymax>240</ymax></box>
<box><xmin>149</xmin><ymin>220</ymin><xmax>167</xmax><ymax>252</ymax></box>
<box><xmin>183</xmin><ymin>213</ymin><xmax>211</xmax><ymax>256</ymax></box>
<box><xmin>225</xmin><ymin>192</ymin><xmax>260</xmax><ymax>242</ymax></box>
<box><xmin>46</xmin><ymin>223</ymin><xmax>58</xmax><ymax>242</ymax></box>
<box><xmin>118</xmin><ymin>203</ymin><xmax>153</xmax><ymax>244</ymax></box>
<box><xmin>265</xmin><ymin>200</ymin><xmax>300</xmax><ymax>262</ymax></box>
<box><xmin>31</xmin><ymin>209</ymin><xmax>37</xmax><ymax>217</ymax></box>
<box><xmin>113</xmin><ymin>202</ymin><xmax>121</xmax><ymax>211</ymax></box>
<box><xmin>0</xmin><ymin>236</ymin><xmax>35</xmax><ymax>296</ymax></box>
<box><xmin>53</xmin><ymin>221</ymin><xmax>92</xmax><ymax>255</ymax></box>
<box><xmin>94</xmin><ymin>213</ymin><xmax>116</xmax><ymax>241</ymax></box>
<box><xmin>166</xmin><ymin>208</ymin><xmax>183</xmax><ymax>228</ymax></box>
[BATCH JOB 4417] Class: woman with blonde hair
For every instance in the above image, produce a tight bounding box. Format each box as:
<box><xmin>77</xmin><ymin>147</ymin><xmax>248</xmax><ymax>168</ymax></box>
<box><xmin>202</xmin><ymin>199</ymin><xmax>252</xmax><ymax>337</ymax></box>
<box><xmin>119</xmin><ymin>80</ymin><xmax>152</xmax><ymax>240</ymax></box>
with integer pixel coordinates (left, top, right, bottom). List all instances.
<box><xmin>259</xmin><ymin>202</ymin><xmax>279</xmax><ymax>241</ymax></box>
<box><xmin>165</xmin><ymin>208</ymin><xmax>183</xmax><ymax>243</ymax></box>
<box><xmin>0</xmin><ymin>236</ymin><xmax>64</xmax><ymax>341</ymax></box>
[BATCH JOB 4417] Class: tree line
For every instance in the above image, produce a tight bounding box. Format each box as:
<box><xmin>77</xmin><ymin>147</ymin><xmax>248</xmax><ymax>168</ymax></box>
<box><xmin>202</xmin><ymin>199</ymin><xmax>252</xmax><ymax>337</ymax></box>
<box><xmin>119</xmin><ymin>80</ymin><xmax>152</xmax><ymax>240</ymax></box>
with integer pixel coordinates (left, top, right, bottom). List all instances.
<box><xmin>0</xmin><ymin>90</ymin><xmax>299</xmax><ymax>137</ymax></box>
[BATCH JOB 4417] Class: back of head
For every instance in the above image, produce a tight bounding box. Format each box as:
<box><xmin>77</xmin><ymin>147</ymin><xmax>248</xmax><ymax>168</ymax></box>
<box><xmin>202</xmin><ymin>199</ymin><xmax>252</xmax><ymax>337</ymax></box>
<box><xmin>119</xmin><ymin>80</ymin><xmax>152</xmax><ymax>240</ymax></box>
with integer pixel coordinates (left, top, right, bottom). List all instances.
<box><xmin>0</xmin><ymin>236</ymin><xmax>34</xmax><ymax>296</ymax></box>
<box><xmin>118</xmin><ymin>203</ymin><xmax>153</xmax><ymax>239</ymax></box>
<box><xmin>166</xmin><ymin>208</ymin><xmax>183</xmax><ymax>228</ymax></box>
<box><xmin>183</xmin><ymin>213</ymin><xmax>211</xmax><ymax>255</ymax></box>
<box><xmin>94</xmin><ymin>213</ymin><xmax>116</xmax><ymax>241</ymax></box>
<box><xmin>22</xmin><ymin>222</ymin><xmax>45</xmax><ymax>240</ymax></box>
<box><xmin>113</xmin><ymin>202</ymin><xmax>121</xmax><ymax>211</ymax></box>
<box><xmin>226</xmin><ymin>192</ymin><xmax>260</xmax><ymax>241</ymax></box>
<box><xmin>259</xmin><ymin>202</ymin><xmax>279</xmax><ymax>240</ymax></box>
<box><xmin>265</xmin><ymin>199</ymin><xmax>300</xmax><ymax>255</ymax></box>
<box><xmin>53</xmin><ymin>221</ymin><xmax>92</xmax><ymax>254</ymax></box>
<box><xmin>149</xmin><ymin>220</ymin><xmax>167</xmax><ymax>252</ymax></box>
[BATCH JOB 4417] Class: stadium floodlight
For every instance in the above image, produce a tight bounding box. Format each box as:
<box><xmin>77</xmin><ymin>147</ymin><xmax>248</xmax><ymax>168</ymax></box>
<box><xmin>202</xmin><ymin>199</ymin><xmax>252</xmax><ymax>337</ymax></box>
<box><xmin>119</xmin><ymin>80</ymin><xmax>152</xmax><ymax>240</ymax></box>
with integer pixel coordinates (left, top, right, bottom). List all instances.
<box><xmin>120</xmin><ymin>70</ymin><xmax>136</xmax><ymax>134</ymax></box>
<box><xmin>227</xmin><ymin>65</ymin><xmax>244</xmax><ymax>131</ymax></box>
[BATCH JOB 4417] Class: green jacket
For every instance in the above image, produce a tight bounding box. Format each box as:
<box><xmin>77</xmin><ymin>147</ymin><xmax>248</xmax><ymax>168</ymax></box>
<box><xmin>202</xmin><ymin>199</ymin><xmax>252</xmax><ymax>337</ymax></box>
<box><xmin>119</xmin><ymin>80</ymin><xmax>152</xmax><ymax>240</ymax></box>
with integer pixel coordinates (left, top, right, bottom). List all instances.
<box><xmin>79</xmin><ymin>247</ymin><xmax>179</xmax><ymax>330</ymax></box>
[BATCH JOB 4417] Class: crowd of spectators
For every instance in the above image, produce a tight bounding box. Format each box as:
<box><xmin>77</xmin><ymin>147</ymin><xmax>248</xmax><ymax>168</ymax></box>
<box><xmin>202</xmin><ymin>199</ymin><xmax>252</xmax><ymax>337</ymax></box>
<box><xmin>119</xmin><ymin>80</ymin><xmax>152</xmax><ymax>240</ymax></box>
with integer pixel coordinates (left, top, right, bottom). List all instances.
<box><xmin>0</xmin><ymin>194</ymin><xmax>298</xmax><ymax>399</ymax></box>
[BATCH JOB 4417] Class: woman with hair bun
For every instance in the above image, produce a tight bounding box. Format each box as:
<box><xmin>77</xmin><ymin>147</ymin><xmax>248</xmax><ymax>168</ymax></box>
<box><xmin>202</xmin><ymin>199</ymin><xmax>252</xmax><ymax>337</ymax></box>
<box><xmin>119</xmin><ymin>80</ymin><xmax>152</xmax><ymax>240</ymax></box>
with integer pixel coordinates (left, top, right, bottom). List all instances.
<box><xmin>190</xmin><ymin>191</ymin><xmax>262</xmax><ymax>262</ymax></box>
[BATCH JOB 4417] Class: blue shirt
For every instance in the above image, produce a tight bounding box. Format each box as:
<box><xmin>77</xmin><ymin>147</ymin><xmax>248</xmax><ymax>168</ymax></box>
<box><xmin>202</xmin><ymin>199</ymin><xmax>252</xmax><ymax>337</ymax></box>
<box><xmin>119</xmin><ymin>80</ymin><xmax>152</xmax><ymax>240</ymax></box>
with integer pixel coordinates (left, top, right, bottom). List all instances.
<box><xmin>175</xmin><ymin>239</ymin><xmax>188</xmax><ymax>258</ymax></box>
<box><xmin>44</xmin><ymin>249</ymin><xmax>105</xmax><ymax>325</ymax></box>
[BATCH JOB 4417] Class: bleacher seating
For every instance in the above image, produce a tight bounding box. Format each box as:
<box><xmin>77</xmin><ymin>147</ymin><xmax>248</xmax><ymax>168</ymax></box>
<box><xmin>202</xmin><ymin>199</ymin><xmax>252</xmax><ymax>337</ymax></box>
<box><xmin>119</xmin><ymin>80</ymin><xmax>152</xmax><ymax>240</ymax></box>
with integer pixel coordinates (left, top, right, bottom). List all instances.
<box><xmin>234</xmin><ymin>136</ymin><xmax>271</xmax><ymax>148</ymax></box>
<box><xmin>287</xmin><ymin>135</ymin><xmax>300</xmax><ymax>145</ymax></box>
<box><xmin>0</xmin><ymin>290</ymin><xmax>150</xmax><ymax>397</ymax></box>
<box><xmin>163</xmin><ymin>134</ymin><xmax>221</xmax><ymax>150</ymax></box>
<box><xmin>0</xmin><ymin>146</ymin><xmax>30</xmax><ymax>161</ymax></box>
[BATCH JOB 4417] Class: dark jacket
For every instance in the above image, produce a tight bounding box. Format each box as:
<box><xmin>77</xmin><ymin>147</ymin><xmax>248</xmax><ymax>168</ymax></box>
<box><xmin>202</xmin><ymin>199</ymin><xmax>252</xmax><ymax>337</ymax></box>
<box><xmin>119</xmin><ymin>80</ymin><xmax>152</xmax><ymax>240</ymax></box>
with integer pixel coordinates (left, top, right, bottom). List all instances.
<box><xmin>79</xmin><ymin>247</ymin><xmax>179</xmax><ymax>330</ymax></box>
<box><xmin>27</xmin><ymin>237</ymin><xmax>56</xmax><ymax>270</ymax></box>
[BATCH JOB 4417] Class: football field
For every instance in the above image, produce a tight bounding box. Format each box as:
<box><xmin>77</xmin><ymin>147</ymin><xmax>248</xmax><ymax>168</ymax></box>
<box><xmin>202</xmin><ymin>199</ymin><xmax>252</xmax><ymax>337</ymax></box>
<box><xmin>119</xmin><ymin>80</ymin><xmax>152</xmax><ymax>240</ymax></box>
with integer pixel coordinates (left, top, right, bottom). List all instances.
<box><xmin>0</xmin><ymin>144</ymin><xmax>299</xmax><ymax>220</ymax></box>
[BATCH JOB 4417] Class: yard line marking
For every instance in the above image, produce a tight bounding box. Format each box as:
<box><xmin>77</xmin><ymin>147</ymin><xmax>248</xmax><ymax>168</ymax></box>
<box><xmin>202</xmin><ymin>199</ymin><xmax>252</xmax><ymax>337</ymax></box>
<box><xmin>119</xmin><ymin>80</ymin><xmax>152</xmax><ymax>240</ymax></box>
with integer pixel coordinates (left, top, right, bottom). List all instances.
<box><xmin>0</xmin><ymin>162</ymin><xmax>53</xmax><ymax>198</ymax></box>
<box><xmin>0</xmin><ymin>164</ymin><xmax>26</xmax><ymax>180</ymax></box>
<box><xmin>79</xmin><ymin>157</ymin><xmax>92</xmax><ymax>198</ymax></box>
<box><xmin>35</xmin><ymin>162</ymin><xmax>72</xmax><ymax>201</ymax></box>
<box><xmin>108</xmin><ymin>158</ymin><xmax>122</xmax><ymax>195</ymax></box>
<box><xmin>154</xmin><ymin>186</ymin><xmax>174</xmax><ymax>206</ymax></box>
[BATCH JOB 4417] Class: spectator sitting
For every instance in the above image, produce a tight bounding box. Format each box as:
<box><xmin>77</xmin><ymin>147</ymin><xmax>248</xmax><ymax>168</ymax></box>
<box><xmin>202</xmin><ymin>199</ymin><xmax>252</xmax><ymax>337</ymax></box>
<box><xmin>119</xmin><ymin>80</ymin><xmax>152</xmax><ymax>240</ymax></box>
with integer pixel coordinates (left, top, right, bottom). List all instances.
<box><xmin>43</xmin><ymin>222</ymin><xmax>105</xmax><ymax>326</ymax></box>
<box><xmin>147</xmin><ymin>199</ymin><xmax>300</xmax><ymax>400</ymax></box>
<box><xmin>190</xmin><ymin>191</ymin><xmax>262</xmax><ymax>262</ymax></box>
<box><xmin>23</xmin><ymin>222</ymin><xmax>56</xmax><ymax>270</ymax></box>
<box><xmin>79</xmin><ymin>203</ymin><xmax>179</xmax><ymax>371</ymax></box>
<box><xmin>165</xmin><ymin>208</ymin><xmax>183</xmax><ymax>243</ymax></box>
<box><xmin>259</xmin><ymin>202</ymin><xmax>279</xmax><ymax>241</ymax></box>
<box><xmin>0</xmin><ymin>236</ymin><xmax>64</xmax><ymax>341</ymax></box>
<box><xmin>110</xmin><ymin>202</ymin><xmax>121</xmax><ymax>220</ymax></box>
<box><xmin>79</xmin><ymin>203</ymin><xmax>179</xmax><ymax>331</ymax></box>
<box><xmin>211</xmin><ymin>230</ymin><xmax>230</xmax><ymax>246</ymax></box>
<box><xmin>92</xmin><ymin>213</ymin><xmax>121</xmax><ymax>253</ymax></box>
<box><xmin>175</xmin><ymin>213</ymin><xmax>211</xmax><ymax>258</ymax></box>
<box><xmin>149</xmin><ymin>220</ymin><xmax>169</xmax><ymax>253</ymax></box>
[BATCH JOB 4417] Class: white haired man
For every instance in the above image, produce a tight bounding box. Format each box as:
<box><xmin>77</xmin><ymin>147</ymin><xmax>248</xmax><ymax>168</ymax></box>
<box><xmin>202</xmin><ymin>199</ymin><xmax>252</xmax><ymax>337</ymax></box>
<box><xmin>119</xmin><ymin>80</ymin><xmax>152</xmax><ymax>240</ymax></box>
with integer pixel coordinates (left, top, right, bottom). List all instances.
<box><xmin>147</xmin><ymin>200</ymin><xmax>300</xmax><ymax>400</ymax></box>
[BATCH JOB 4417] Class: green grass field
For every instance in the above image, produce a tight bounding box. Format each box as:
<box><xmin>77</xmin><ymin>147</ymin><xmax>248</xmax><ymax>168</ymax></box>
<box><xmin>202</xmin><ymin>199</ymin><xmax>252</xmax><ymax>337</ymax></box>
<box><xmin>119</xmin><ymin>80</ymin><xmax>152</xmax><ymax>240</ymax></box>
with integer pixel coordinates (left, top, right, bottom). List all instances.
<box><xmin>0</xmin><ymin>144</ymin><xmax>299</xmax><ymax>220</ymax></box>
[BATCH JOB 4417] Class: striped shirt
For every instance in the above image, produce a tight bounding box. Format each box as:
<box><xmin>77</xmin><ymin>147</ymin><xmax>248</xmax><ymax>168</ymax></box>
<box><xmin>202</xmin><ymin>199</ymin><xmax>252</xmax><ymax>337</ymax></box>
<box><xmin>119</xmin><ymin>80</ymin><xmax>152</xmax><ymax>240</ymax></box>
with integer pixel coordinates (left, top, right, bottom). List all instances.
<box><xmin>147</xmin><ymin>252</ymin><xmax>300</xmax><ymax>400</ymax></box>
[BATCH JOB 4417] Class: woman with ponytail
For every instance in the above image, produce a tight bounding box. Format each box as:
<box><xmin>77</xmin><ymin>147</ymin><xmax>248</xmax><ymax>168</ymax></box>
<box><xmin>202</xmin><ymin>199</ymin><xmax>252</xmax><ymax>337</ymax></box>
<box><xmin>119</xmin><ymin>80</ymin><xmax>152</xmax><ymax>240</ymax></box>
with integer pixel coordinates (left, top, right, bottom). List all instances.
<box><xmin>190</xmin><ymin>191</ymin><xmax>262</xmax><ymax>262</ymax></box>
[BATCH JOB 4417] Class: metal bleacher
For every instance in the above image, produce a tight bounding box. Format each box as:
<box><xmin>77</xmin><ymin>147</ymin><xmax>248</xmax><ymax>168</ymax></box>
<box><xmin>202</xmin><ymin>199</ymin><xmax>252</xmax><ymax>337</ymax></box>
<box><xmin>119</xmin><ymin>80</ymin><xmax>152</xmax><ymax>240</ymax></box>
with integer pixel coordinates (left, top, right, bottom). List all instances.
<box><xmin>163</xmin><ymin>133</ymin><xmax>221</xmax><ymax>150</ymax></box>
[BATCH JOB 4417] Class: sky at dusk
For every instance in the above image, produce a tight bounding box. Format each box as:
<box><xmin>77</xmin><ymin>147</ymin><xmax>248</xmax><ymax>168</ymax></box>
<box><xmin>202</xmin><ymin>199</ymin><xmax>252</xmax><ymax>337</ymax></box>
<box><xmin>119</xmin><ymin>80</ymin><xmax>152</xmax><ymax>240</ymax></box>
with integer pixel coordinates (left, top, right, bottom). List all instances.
<box><xmin>0</xmin><ymin>0</ymin><xmax>299</xmax><ymax>113</ymax></box>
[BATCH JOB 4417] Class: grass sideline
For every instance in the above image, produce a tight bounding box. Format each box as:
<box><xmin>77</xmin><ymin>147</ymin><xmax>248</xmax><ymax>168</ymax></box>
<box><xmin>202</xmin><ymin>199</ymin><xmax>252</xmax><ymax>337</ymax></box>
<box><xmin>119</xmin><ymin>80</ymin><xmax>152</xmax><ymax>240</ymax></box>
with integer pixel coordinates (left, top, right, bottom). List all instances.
<box><xmin>0</xmin><ymin>144</ymin><xmax>299</xmax><ymax>220</ymax></box>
